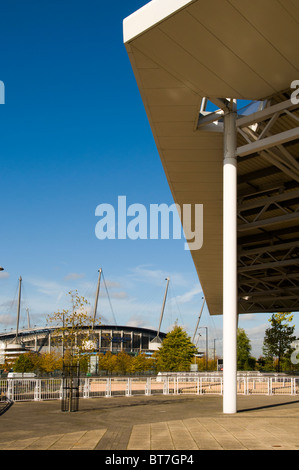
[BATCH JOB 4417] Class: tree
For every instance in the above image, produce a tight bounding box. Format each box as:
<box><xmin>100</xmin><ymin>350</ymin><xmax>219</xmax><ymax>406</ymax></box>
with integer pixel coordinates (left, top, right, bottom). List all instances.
<box><xmin>112</xmin><ymin>352</ymin><xmax>132</xmax><ymax>375</ymax></box>
<box><xmin>38</xmin><ymin>352</ymin><xmax>63</xmax><ymax>376</ymax></box>
<box><xmin>131</xmin><ymin>353</ymin><xmax>154</xmax><ymax>374</ymax></box>
<box><xmin>154</xmin><ymin>325</ymin><xmax>195</xmax><ymax>372</ymax></box>
<box><xmin>47</xmin><ymin>290</ymin><xmax>100</xmax><ymax>411</ymax></box>
<box><xmin>14</xmin><ymin>352</ymin><xmax>39</xmax><ymax>373</ymax></box>
<box><xmin>47</xmin><ymin>290</ymin><xmax>100</xmax><ymax>368</ymax></box>
<box><xmin>263</xmin><ymin>312</ymin><xmax>296</xmax><ymax>372</ymax></box>
<box><xmin>237</xmin><ymin>328</ymin><xmax>255</xmax><ymax>370</ymax></box>
<box><xmin>97</xmin><ymin>352</ymin><xmax>117</xmax><ymax>374</ymax></box>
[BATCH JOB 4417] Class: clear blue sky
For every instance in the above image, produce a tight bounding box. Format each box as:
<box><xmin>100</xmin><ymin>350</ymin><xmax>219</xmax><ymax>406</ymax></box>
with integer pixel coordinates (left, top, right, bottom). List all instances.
<box><xmin>0</xmin><ymin>0</ymin><xmax>293</xmax><ymax>358</ymax></box>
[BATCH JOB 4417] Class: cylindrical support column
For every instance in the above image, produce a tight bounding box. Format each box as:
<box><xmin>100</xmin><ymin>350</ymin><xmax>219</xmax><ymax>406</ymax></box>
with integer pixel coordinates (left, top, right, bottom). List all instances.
<box><xmin>223</xmin><ymin>105</ymin><xmax>238</xmax><ymax>414</ymax></box>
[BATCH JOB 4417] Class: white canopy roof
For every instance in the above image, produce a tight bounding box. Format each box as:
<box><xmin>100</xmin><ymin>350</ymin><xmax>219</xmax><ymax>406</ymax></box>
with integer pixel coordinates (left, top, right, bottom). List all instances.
<box><xmin>124</xmin><ymin>0</ymin><xmax>299</xmax><ymax>315</ymax></box>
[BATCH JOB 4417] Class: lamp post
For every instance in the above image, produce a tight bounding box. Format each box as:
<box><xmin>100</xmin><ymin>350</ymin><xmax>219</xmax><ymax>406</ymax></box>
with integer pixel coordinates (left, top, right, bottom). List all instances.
<box><xmin>198</xmin><ymin>327</ymin><xmax>208</xmax><ymax>371</ymax></box>
<box><xmin>213</xmin><ymin>338</ymin><xmax>222</xmax><ymax>370</ymax></box>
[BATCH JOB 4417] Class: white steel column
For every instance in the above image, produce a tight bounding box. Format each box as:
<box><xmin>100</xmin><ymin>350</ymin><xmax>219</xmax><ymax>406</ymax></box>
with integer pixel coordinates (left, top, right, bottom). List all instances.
<box><xmin>223</xmin><ymin>102</ymin><xmax>238</xmax><ymax>414</ymax></box>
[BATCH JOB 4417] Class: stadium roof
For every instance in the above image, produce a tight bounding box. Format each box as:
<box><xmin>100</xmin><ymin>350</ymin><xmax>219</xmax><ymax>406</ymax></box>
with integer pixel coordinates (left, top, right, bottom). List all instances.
<box><xmin>123</xmin><ymin>0</ymin><xmax>299</xmax><ymax>316</ymax></box>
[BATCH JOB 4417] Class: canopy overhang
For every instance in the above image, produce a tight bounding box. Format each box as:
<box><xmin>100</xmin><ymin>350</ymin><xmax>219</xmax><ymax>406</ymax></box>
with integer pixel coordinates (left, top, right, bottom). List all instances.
<box><xmin>123</xmin><ymin>0</ymin><xmax>299</xmax><ymax>316</ymax></box>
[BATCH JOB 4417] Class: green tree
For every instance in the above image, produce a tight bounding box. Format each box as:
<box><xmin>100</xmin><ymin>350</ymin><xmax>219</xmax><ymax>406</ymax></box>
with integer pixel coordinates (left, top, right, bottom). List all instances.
<box><xmin>237</xmin><ymin>328</ymin><xmax>255</xmax><ymax>370</ymax></box>
<box><xmin>38</xmin><ymin>352</ymin><xmax>62</xmax><ymax>375</ymax></box>
<box><xmin>14</xmin><ymin>352</ymin><xmax>38</xmax><ymax>373</ymax></box>
<box><xmin>97</xmin><ymin>352</ymin><xmax>117</xmax><ymax>374</ymax></box>
<box><xmin>47</xmin><ymin>291</ymin><xmax>100</xmax><ymax>411</ymax></box>
<box><xmin>47</xmin><ymin>290</ymin><xmax>100</xmax><ymax>367</ymax></box>
<box><xmin>112</xmin><ymin>352</ymin><xmax>132</xmax><ymax>375</ymax></box>
<box><xmin>154</xmin><ymin>325</ymin><xmax>195</xmax><ymax>372</ymax></box>
<box><xmin>263</xmin><ymin>312</ymin><xmax>296</xmax><ymax>372</ymax></box>
<box><xmin>131</xmin><ymin>353</ymin><xmax>155</xmax><ymax>374</ymax></box>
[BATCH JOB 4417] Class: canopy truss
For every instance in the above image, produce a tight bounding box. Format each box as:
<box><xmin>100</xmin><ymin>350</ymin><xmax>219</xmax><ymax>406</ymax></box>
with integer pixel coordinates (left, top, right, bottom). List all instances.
<box><xmin>235</xmin><ymin>92</ymin><xmax>299</xmax><ymax>313</ymax></box>
<box><xmin>180</xmin><ymin>90</ymin><xmax>299</xmax><ymax>314</ymax></box>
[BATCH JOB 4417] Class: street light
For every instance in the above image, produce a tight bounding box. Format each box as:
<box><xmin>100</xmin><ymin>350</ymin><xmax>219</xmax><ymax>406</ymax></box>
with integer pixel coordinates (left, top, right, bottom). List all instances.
<box><xmin>198</xmin><ymin>327</ymin><xmax>208</xmax><ymax>371</ymax></box>
<box><xmin>213</xmin><ymin>338</ymin><xmax>222</xmax><ymax>361</ymax></box>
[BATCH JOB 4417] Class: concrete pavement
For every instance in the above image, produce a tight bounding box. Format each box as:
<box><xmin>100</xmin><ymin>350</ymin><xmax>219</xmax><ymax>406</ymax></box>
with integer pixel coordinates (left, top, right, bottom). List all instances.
<box><xmin>0</xmin><ymin>395</ymin><xmax>299</xmax><ymax>450</ymax></box>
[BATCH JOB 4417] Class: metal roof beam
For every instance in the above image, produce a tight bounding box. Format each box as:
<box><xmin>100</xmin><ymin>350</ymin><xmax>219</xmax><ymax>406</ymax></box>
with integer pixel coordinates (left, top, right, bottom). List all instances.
<box><xmin>238</xmin><ymin>181</ymin><xmax>299</xmax><ymax>202</ymax></box>
<box><xmin>236</xmin><ymin>99</ymin><xmax>299</xmax><ymax>128</ymax></box>
<box><xmin>238</xmin><ymin>225</ymin><xmax>299</xmax><ymax>246</ymax></box>
<box><xmin>236</xmin><ymin>127</ymin><xmax>299</xmax><ymax>157</ymax></box>
<box><xmin>238</xmin><ymin>258</ymin><xmax>299</xmax><ymax>273</ymax></box>
<box><xmin>239</xmin><ymin>286</ymin><xmax>299</xmax><ymax>297</ymax></box>
<box><xmin>241</xmin><ymin>294</ymin><xmax>299</xmax><ymax>303</ymax></box>
<box><xmin>239</xmin><ymin>306</ymin><xmax>296</xmax><ymax>313</ymax></box>
<box><xmin>238</xmin><ymin>188</ymin><xmax>299</xmax><ymax>212</ymax></box>
<box><xmin>237</xmin><ymin>211</ymin><xmax>299</xmax><ymax>232</ymax></box>
<box><xmin>238</xmin><ymin>159</ymin><xmax>299</xmax><ymax>185</ymax></box>
<box><xmin>260</xmin><ymin>150</ymin><xmax>299</xmax><ymax>183</ymax></box>
<box><xmin>197</xmin><ymin>110</ymin><xmax>224</xmax><ymax>129</ymax></box>
<box><xmin>208</xmin><ymin>98</ymin><xmax>230</xmax><ymax>112</ymax></box>
<box><xmin>238</xmin><ymin>240</ymin><xmax>299</xmax><ymax>257</ymax></box>
<box><xmin>239</xmin><ymin>272</ymin><xmax>299</xmax><ymax>284</ymax></box>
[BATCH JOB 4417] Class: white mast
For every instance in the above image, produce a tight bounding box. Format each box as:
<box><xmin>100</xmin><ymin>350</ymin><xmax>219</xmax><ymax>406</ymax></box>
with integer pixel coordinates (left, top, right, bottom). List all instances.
<box><xmin>92</xmin><ymin>268</ymin><xmax>102</xmax><ymax>329</ymax></box>
<box><xmin>150</xmin><ymin>277</ymin><xmax>170</xmax><ymax>350</ymax></box>
<box><xmin>157</xmin><ymin>277</ymin><xmax>170</xmax><ymax>338</ymax></box>
<box><xmin>26</xmin><ymin>308</ymin><xmax>30</xmax><ymax>329</ymax></box>
<box><xmin>15</xmin><ymin>276</ymin><xmax>22</xmax><ymax>340</ymax></box>
<box><xmin>192</xmin><ymin>297</ymin><xmax>205</xmax><ymax>344</ymax></box>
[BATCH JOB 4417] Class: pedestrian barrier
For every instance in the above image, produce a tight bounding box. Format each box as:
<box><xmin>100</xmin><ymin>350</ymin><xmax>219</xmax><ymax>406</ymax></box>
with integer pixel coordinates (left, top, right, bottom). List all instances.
<box><xmin>0</xmin><ymin>394</ymin><xmax>13</xmax><ymax>415</ymax></box>
<box><xmin>0</xmin><ymin>376</ymin><xmax>298</xmax><ymax>403</ymax></box>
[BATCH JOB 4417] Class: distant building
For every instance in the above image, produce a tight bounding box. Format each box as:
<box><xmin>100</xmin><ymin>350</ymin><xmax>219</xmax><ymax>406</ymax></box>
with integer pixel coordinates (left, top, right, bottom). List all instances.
<box><xmin>0</xmin><ymin>325</ymin><xmax>167</xmax><ymax>361</ymax></box>
<box><xmin>1</xmin><ymin>342</ymin><xmax>27</xmax><ymax>365</ymax></box>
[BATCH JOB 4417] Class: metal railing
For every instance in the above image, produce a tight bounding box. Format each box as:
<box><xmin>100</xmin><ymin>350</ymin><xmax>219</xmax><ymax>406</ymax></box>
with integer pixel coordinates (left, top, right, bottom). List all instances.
<box><xmin>1</xmin><ymin>376</ymin><xmax>298</xmax><ymax>403</ymax></box>
<box><xmin>0</xmin><ymin>394</ymin><xmax>14</xmax><ymax>415</ymax></box>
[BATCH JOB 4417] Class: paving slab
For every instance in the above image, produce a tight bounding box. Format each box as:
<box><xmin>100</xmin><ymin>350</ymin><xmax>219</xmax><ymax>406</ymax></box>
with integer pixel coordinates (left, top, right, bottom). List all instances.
<box><xmin>0</xmin><ymin>394</ymin><xmax>299</xmax><ymax>450</ymax></box>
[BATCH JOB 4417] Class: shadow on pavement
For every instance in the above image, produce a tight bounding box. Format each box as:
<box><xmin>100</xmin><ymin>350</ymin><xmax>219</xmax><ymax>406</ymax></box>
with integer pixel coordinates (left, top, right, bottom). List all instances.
<box><xmin>238</xmin><ymin>399</ymin><xmax>299</xmax><ymax>413</ymax></box>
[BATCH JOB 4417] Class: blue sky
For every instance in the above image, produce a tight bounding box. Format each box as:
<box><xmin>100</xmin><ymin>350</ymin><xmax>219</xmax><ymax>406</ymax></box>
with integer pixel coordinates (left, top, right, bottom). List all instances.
<box><xmin>0</xmin><ymin>0</ymin><xmax>294</xmax><ymax>358</ymax></box>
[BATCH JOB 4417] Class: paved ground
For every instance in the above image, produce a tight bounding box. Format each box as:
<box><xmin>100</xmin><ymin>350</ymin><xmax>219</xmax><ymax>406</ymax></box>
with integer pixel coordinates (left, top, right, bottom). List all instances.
<box><xmin>0</xmin><ymin>395</ymin><xmax>299</xmax><ymax>451</ymax></box>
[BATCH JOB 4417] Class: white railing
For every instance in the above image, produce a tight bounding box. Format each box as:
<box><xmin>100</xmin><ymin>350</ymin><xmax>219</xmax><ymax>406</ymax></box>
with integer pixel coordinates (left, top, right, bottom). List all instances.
<box><xmin>1</xmin><ymin>376</ymin><xmax>298</xmax><ymax>402</ymax></box>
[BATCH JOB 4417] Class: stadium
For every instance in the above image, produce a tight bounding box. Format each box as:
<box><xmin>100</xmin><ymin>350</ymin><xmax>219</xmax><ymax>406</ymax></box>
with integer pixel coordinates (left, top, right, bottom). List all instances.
<box><xmin>0</xmin><ymin>270</ymin><xmax>173</xmax><ymax>365</ymax></box>
<box><xmin>0</xmin><ymin>325</ymin><xmax>167</xmax><ymax>364</ymax></box>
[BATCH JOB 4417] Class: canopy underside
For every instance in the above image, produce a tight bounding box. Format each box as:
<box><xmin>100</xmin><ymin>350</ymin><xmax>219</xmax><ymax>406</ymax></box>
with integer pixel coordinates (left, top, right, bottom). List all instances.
<box><xmin>124</xmin><ymin>0</ymin><xmax>299</xmax><ymax>315</ymax></box>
